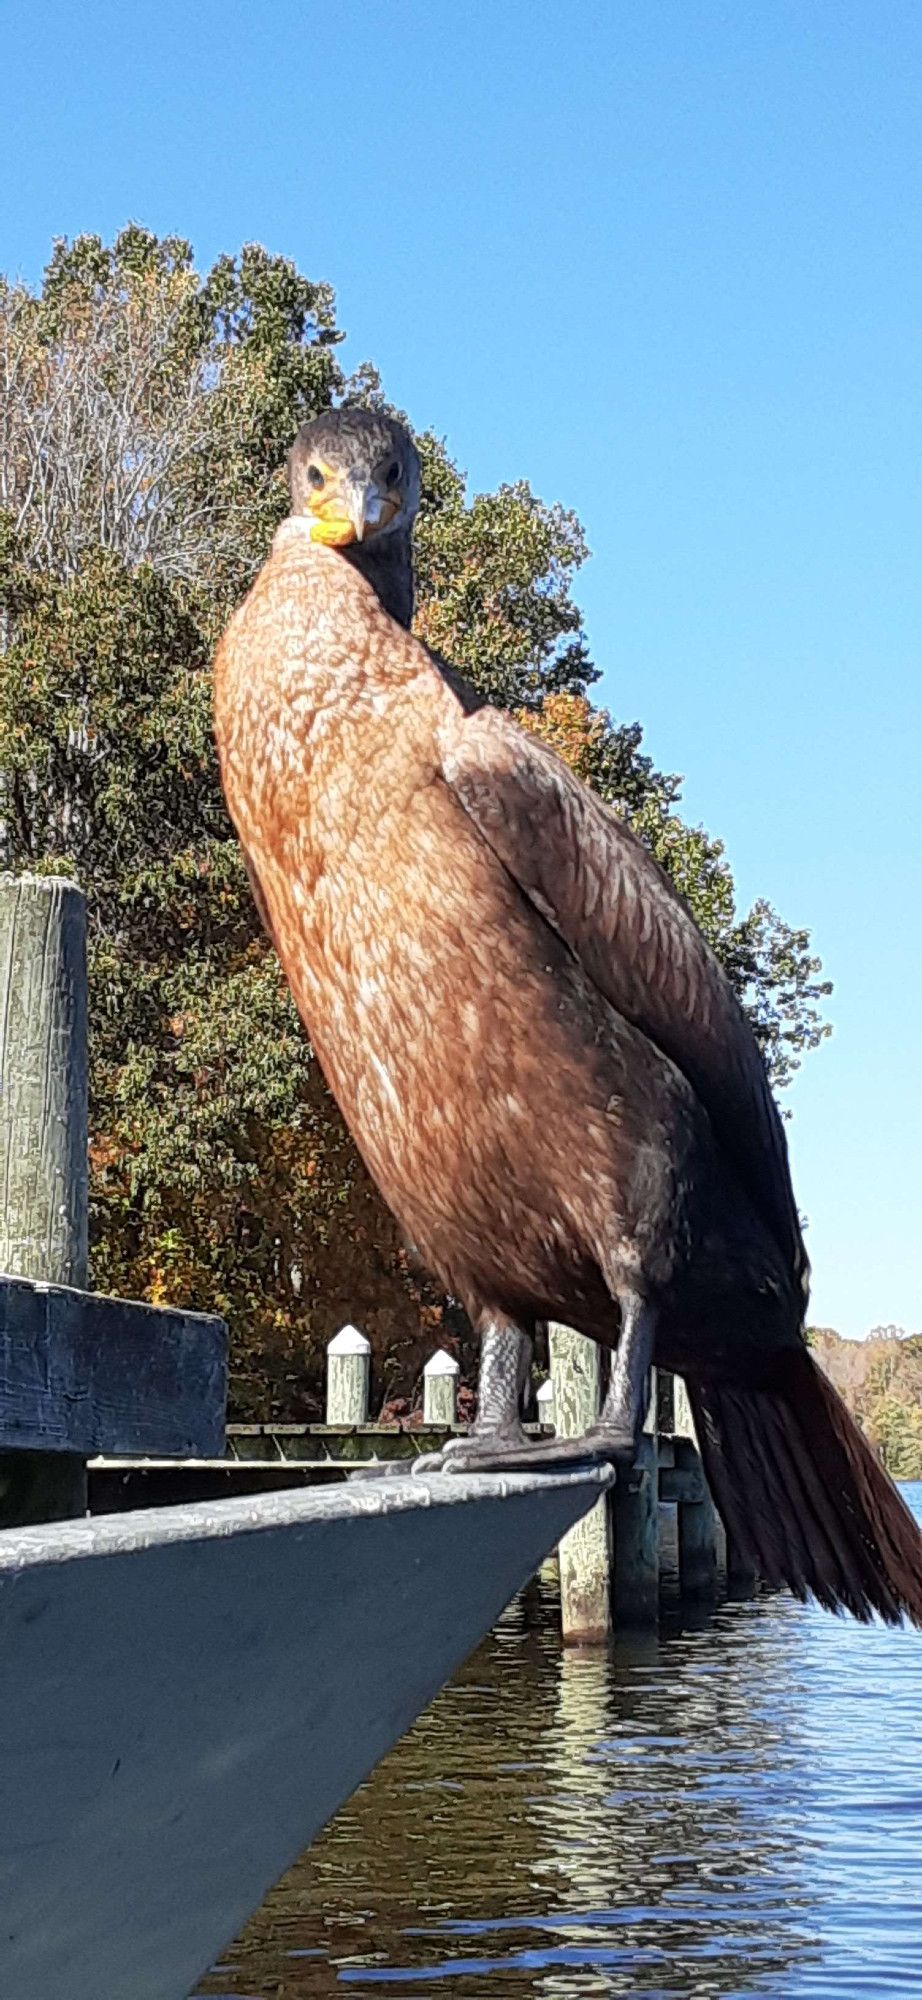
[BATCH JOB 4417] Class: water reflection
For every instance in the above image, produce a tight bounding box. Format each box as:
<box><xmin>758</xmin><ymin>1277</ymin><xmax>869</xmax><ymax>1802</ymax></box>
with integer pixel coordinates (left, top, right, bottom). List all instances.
<box><xmin>197</xmin><ymin>1486</ymin><xmax>922</xmax><ymax>2000</ymax></box>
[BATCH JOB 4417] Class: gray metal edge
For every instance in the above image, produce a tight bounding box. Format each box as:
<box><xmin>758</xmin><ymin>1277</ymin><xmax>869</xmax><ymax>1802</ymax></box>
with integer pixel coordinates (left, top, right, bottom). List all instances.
<box><xmin>0</xmin><ymin>1463</ymin><xmax>614</xmax><ymax>1572</ymax></box>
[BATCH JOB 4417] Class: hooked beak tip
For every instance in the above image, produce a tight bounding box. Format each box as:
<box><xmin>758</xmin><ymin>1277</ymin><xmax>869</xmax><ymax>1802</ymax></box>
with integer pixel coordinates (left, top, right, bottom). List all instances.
<box><xmin>346</xmin><ymin>482</ymin><xmax>375</xmax><ymax>545</ymax></box>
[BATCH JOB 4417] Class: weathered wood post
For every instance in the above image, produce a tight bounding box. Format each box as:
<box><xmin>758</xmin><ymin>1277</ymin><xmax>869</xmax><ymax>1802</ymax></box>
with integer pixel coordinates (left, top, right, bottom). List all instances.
<box><xmin>422</xmin><ymin>1349</ymin><xmax>459</xmax><ymax>1426</ymax></box>
<box><xmin>325</xmin><ymin>1325</ymin><xmax>371</xmax><ymax>1425</ymax></box>
<box><xmin>611</xmin><ymin>1373</ymin><xmax>659</xmax><ymax>1626</ymax></box>
<box><xmin>549</xmin><ymin>1323</ymin><xmax>612</xmax><ymax>1644</ymax></box>
<box><xmin>536</xmin><ymin>1377</ymin><xmax>555</xmax><ymax>1429</ymax></box>
<box><xmin>676</xmin><ymin>1373</ymin><xmax>756</xmax><ymax>1595</ymax></box>
<box><xmin>726</xmin><ymin>1539</ymin><xmax>757</xmax><ymax>1595</ymax></box>
<box><xmin>674</xmin><ymin>1374</ymin><xmax>722</xmax><ymax>1597</ymax></box>
<box><xmin>0</xmin><ymin>876</ymin><xmax>89</xmax><ymax>1521</ymax></box>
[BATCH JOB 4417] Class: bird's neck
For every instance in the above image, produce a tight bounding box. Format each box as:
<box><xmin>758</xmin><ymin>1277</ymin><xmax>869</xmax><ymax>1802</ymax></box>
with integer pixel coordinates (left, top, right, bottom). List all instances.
<box><xmin>345</xmin><ymin>531</ymin><xmax>414</xmax><ymax>630</ymax></box>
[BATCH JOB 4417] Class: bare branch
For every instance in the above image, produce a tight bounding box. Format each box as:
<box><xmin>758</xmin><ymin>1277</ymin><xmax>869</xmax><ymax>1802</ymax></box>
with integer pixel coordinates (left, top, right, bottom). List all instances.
<box><xmin>0</xmin><ymin>273</ymin><xmax>266</xmax><ymax>591</ymax></box>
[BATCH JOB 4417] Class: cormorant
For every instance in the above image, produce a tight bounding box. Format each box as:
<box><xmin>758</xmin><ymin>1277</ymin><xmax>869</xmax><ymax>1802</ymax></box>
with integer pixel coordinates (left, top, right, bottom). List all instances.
<box><xmin>213</xmin><ymin>408</ymin><xmax>922</xmax><ymax>1625</ymax></box>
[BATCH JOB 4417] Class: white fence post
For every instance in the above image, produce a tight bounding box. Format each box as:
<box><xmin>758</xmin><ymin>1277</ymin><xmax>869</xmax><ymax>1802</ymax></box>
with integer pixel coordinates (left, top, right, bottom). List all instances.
<box><xmin>536</xmin><ymin>1377</ymin><xmax>555</xmax><ymax>1429</ymax></box>
<box><xmin>422</xmin><ymin>1350</ymin><xmax>459</xmax><ymax>1426</ymax></box>
<box><xmin>326</xmin><ymin>1325</ymin><xmax>370</xmax><ymax>1425</ymax></box>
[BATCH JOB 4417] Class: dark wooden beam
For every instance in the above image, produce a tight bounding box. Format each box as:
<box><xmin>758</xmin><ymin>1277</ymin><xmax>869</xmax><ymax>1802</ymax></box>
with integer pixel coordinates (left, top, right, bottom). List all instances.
<box><xmin>0</xmin><ymin>1275</ymin><xmax>227</xmax><ymax>1459</ymax></box>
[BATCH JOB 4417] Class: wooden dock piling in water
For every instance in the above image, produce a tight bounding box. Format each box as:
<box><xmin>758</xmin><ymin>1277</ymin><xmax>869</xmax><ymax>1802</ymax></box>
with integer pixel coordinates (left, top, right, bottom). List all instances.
<box><xmin>672</xmin><ymin>1373</ymin><xmax>721</xmax><ymax>1599</ymax></box>
<box><xmin>612</xmin><ymin>1397</ymin><xmax>660</xmax><ymax>1627</ymax></box>
<box><xmin>543</xmin><ymin>1333</ymin><xmax>730</xmax><ymax>1637</ymax></box>
<box><xmin>549</xmin><ymin>1322</ymin><xmax>613</xmax><ymax>1644</ymax></box>
<box><xmin>0</xmin><ymin>877</ymin><xmax>229</xmax><ymax>1521</ymax></box>
<box><xmin>0</xmin><ymin>875</ymin><xmax>89</xmax><ymax>1289</ymax></box>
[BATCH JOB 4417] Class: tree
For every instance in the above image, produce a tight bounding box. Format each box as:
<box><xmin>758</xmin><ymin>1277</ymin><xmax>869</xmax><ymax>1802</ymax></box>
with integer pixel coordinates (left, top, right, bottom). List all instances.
<box><xmin>413</xmin><ymin>438</ymin><xmax>596</xmax><ymax>710</ymax></box>
<box><xmin>808</xmin><ymin>1326</ymin><xmax>922</xmax><ymax>1478</ymax></box>
<box><xmin>0</xmin><ymin>229</ymin><xmax>832</xmax><ymax>1416</ymax></box>
<box><xmin>0</xmin><ymin>226</ymin><xmax>342</xmax><ymax>609</ymax></box>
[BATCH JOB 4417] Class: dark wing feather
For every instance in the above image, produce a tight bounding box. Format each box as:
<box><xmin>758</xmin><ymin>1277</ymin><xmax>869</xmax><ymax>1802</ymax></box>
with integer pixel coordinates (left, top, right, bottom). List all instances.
<box><xmin>427</xmin><ymin>649</ymin><xmax>486</xmax><ymax>715</ymax></box>
<box><xmin>438</xmin><ymin>702</ymin><xmax>808</xmax><ymax>1294</ymax></box>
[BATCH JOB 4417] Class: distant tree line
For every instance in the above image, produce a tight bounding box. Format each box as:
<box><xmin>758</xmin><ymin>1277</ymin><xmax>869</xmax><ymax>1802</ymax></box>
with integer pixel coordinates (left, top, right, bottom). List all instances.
<box><xmin>809</xmin><ymin>1327</ymin><xmax>922</xmax><ymax>1479</ymax></box>
<box><xmin>0</xmin><ymin>227</ymin><xmax>832</xmax><ymax>1418</ymax></box>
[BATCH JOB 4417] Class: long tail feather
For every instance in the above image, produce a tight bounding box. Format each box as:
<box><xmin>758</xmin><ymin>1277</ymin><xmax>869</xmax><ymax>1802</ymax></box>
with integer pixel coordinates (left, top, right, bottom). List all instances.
<box><xmin>688</xmin><ymin>1348</ymin><xmax>922</xmax><ymax>1626</ymax></box>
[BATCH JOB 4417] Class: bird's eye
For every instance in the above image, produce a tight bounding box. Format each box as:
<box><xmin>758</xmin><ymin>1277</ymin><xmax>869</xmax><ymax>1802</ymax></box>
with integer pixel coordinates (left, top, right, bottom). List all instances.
<box><xmin>307</xmin><ymin>464</ymin><xmax>325</xmax><ymax>489</ymax></box>
<box><xmin>385</xmin><ymin>460</ymin><xmax>401</xmax><ymax>489</ymax></box>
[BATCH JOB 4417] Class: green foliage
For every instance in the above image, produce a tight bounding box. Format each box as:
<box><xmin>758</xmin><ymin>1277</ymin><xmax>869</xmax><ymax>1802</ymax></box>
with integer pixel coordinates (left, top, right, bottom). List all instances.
<box><xmin>0</xmin><ymin>229</ymin><xmax>833</xmax><ymax>1415</ymax></box>
<box><xmin>1</xmin><ymin>225</ymin><xmax>343</xmax><ymax>609</ymax></box>
<box><xmin>809</xmin><ymin>1326</ymin><xmax>922</xmax><ymax>1479</ymax></box>
<box><xmin>414</xmin><ymin>433</ymin><xmax>596</xmax><ymax>710</ymax></box>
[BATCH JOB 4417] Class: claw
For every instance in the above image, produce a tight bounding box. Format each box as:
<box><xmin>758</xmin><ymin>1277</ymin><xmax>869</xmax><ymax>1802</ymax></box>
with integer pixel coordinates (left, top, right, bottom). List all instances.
<box><xmin>583</xmin><ymin>1422</ymin><xmax>639</xmax><ymax>1464</ymax></box>
<box><xmin>410</xmin><ymin>1450</ymin><xmax>450</xmax><ymax>1476</ymax></box>
<box><xmin>348</xmin><ymin>1426</ymin><xmax>640</xmax><ymax>1482</ymax></box>
<box><xmin>347</xmin><ymin>1458</ymin><xmax>412</xmax><ymax>1481</ymax></box>
<box><xmin>410</xmin><ymin>1430</ymin><xmax>635</xmax><ymax>1475</ymax></box>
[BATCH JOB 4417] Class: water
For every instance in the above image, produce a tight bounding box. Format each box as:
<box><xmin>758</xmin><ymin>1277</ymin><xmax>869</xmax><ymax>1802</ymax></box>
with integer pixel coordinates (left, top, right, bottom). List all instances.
<box><xmin>197</xmin><ymin>1485</ymin><xmax>922</xmax><ymax>1999</ymax></box>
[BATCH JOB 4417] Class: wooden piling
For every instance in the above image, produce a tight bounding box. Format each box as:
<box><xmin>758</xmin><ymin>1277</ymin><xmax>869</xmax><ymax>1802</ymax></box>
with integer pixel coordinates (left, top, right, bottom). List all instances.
<box><xmin>673</xmin><ymin>1374</ymin><xmax>720</xmax><ymax>1598</ymax></box>
<box><xmin>0</xmin><ymin>877</ymin><xmax>89</xmax><ymax>1521</ymax></box>
<box><xmin>0</xmin><ymin>877</ymin><xmax>88</xmax><ymax>1286</ymax></box>
<box><xmin>611</xmin><ymin>1376</ymin><xmax>659</xmax><ymax>1626</ymax></box>
<box><xmin>548</xmin><ymin>1323</ymin><xmax>612</xmax><ymax>1644</ymax></box>
<box><xmin>325</xmin><ymin>1325</ymin><xmax>371</xmax><ymax>1425</ymax></box>
<box><xmin>422</xmin><ymin>1349</ymin><xmax>459</xmax><ymax>1426</ymax></box>
<box><xmin>671</xmin><ymin>1379</ymin><xmax>753</xmax><ymax>1590</ymax></box>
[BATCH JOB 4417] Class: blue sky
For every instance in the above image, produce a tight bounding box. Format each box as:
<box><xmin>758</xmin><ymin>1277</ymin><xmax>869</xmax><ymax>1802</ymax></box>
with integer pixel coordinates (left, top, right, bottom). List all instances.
<box><xmin>2</xmin><ymin>1</ymin><xmax>919</xmax><ymax>1337</ymax></box>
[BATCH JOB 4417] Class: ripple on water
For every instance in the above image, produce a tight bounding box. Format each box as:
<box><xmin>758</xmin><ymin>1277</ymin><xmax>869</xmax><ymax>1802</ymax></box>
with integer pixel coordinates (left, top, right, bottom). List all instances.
<box><xmin>196</xmin><ymin>1483</ymin><xmax>922</xmax><ymax>2000</ymax></box>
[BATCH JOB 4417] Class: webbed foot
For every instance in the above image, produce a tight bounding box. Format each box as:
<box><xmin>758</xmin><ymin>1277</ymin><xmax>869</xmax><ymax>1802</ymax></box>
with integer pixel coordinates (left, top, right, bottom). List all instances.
<box><xmin>582</xmin><ymin>1421</ymin><xmax>639</xmax><ymax>1463</ymax></box>
<box><xmin>409</xmin><ymin>1424</ymin><xmax>533</xmax><ymax>1475</ymax></box>
<box><xmin>347</xmin><ymin>1455</ymin><xmax>421</xmax><ymax>1481</ymax></box>
<box><xmin>409</xmin><ymin>1425</ymin><xmax>638</xmax><ymax>1475</ymax></box>
<box><xmin>348</xmin><ymin>1422</ymin><xmax>641</xmax><ymax>1480</ymax></box>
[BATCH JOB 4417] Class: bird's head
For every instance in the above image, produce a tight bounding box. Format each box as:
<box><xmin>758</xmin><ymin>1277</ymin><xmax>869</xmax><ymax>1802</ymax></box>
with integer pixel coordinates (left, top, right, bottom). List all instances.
<box><xmin>287</xmin><ymin>409</ymin><xmax>420</xmax><ymax>550</ymax></box>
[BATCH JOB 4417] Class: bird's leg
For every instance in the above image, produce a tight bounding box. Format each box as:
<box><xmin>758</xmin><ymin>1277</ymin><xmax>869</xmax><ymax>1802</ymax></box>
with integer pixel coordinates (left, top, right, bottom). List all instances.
<box><xmin>470</xmin><ymin>1316</ymin><xmax>534</xmax><ymax>1445</ymax></box>
<box><xmin>408</xmin><ymin>1316</ymin><xmax>533</xmax><ymax>1475</ymax></box>
<box><xmin>354</xmin><ymin>1301</ymin><xmax>656</xmax><ymax>1481</ymax></box>
<box><xmin>585</xmin><ymin>1294</ymin><xmax>657</xmax><ymax>1462</ymax></box>
<box><xmin>416</xmin><ymin>1308</ymin><xmax>652</xmax><ymax>1477</ymax></box>
<box><xmin>349</xmin><ymin>1317</ymin><xmax>533</xmax><ymax>1481</ymax></box>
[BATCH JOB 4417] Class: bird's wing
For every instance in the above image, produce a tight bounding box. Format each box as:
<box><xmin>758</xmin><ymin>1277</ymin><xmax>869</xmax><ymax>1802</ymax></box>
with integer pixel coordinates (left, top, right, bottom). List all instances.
<box><xmin>242</xmin><ymin>847</ymin><xmax>278</xmax><ymax>947</ymax></box>
<box><xmin>426</xmin><ymin>648</ymin><xmax>486</xmax><ymax>714</ymax></box>
<box><xmin>437</xmin><ymin>701</ymin><xmax>807</xmax><ymax>1288</ymax></box>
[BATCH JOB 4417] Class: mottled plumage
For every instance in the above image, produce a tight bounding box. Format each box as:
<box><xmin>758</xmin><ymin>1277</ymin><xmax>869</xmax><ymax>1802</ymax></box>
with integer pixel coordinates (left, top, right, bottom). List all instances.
<box><xmin>214</xmin><ymin>416</ymin><xmax>922</xmax><ymax>1626</ymax></box>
